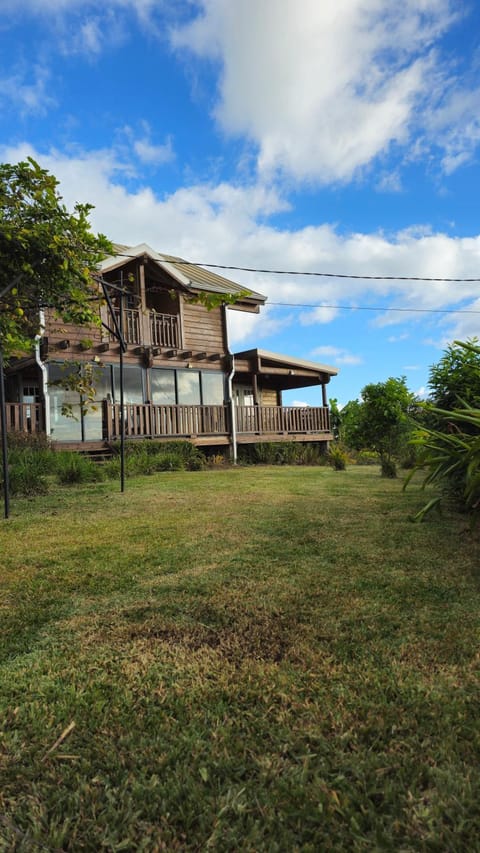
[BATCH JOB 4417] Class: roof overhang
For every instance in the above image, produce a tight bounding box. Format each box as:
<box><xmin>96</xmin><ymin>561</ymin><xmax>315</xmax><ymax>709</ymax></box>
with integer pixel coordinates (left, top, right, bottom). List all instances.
<box><xmin>233</xmin><ymin>348</ymin><xmax>338</xmax><ymax>389</ymax></box>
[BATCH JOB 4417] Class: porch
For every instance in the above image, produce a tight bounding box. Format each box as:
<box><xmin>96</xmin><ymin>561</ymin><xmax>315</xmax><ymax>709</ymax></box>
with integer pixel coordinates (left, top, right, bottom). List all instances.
<box><xmin>2</xmin><ymin>401</ymin><xmax>332</xmax><ymax>445</ymax></box>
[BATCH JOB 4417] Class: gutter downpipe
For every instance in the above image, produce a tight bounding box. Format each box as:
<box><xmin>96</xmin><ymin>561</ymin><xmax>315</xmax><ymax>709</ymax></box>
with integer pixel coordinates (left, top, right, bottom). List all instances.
<box><xmin>35</xmin><ymin>310</ymin><xmax>51</xmax><ymax>438</ymax></box>
<box><xmin>222</xmin><ymin>304</ymin><xmax>237</xmax><ymax>465</ymax></box>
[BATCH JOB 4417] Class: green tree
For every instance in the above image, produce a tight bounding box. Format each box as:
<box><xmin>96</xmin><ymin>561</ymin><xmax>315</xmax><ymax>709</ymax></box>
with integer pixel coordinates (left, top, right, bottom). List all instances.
<box><xmin>406</xmin><ymin>340</ymin><xmax>480</xmax><ymax>522</ymax></box>
<box><xmin>343</xmin><ymin>377</ymin><xmax>416</xmax><ymax>477</ymax></box>
<box><xmin>0</xmin><ymin>158</ymin><xmax>111</xmax><ymax>357</ymax></box>
<box><xmin>428</xmin><ymin>338</ymin><xmax>480</xmax><ymax>410</ymax></box>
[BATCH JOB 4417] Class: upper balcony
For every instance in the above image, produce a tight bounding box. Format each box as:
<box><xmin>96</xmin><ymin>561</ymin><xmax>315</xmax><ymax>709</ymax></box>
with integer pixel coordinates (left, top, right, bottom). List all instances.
<box><xmin>106</xmin><ymin>307</ymin><xmax>180</xmax><ymax>349</ymax></box>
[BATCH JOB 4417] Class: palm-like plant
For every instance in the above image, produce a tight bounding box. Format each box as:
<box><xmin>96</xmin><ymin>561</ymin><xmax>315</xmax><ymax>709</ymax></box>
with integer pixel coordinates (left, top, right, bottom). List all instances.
<box><xmin>406</xmin><ymin>349</ymin><xmax>480</xmax><ymax>527</ymax></box>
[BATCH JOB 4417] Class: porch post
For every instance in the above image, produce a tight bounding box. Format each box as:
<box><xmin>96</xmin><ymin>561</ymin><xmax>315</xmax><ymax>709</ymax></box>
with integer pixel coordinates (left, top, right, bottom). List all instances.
<box><xmin>0</xmin><ymin>347</ymin><xmax>10</xmax><ymax>518</ymax></box>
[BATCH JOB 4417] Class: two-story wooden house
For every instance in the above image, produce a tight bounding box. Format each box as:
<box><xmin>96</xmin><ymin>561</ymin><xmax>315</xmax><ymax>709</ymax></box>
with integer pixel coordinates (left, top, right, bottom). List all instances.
<box><xmin>4</xmin><ymin>243</ymin><xmax>338</xmax><ymax>454</ymax></box>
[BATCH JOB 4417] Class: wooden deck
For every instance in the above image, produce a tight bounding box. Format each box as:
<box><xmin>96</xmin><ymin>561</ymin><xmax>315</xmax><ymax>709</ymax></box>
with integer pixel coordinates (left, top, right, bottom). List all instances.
<box><xmin>2</xmin><ymin>401</ymin><xmax>331</xmax><ymax>445</ymax></box>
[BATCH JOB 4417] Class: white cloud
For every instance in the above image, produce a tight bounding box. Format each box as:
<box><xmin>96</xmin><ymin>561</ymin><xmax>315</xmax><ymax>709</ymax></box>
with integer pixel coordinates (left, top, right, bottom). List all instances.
<box><xmin>170</xmin><ymin>0</ymin><xmax>458</xmax><ymax>183</ymax></box>
<box><xmin>311</xmin><ymin>346</ymin><xmax>363</xmax><ymax>366</ymax></box>
<box><xmin>0</xmin><ymin>65</ymin><xmax>55</xmax><ymax>115</ymax></box>
<box><xmin>122</xmin><ymin>122</ymin><xmax>176</xmax><ymax>166</ymax></box>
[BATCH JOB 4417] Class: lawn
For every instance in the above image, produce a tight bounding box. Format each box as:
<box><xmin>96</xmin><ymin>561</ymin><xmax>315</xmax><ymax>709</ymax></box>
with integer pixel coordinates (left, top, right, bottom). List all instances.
<box><xmin>1</xmin><ymin>465</ymin><xmax>479</xmax><ymax>851</ymax></box>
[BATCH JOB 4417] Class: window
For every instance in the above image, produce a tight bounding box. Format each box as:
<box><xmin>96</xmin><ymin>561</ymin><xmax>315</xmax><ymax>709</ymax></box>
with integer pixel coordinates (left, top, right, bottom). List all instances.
<box><xmin>112</xmin><ymin>365</ymin><xmax>144</xmax><ymax>404</ymax></box>
<box><xmin>177</xmin><ymin>369</ymin><xmax>201</xmax><ymax>405</ymax></box>
<box><xmin>201</xmin><ymin>372</ymin><xmax>225</xmax><ymax>405</ymax></box>
<box><xmin>151</xmin><ymin>368</ymin><xmax>176</xmax><ymax>405</ymax></box>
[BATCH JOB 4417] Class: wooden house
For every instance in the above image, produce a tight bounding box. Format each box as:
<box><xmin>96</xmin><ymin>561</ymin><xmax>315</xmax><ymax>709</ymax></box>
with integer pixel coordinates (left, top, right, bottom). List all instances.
<box><xmin>4</xmin><ymin>244</ymin><xmax>338</xmax><ymax>454</ymax></box>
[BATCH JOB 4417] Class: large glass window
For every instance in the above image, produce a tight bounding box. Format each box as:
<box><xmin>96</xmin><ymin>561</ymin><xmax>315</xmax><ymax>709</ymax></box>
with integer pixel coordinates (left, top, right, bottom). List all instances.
<box><xmin>112</xmin><ymin>366</ymin><xmax>144</xmax><ymax>404</ymax></box>
<box><xmin>177</xmin><ymin>370</ymin><xmax>201</xmax><ymax>405</ymax></box>
<box><xmin>201</xmin><ymin>372</ymin><xmax>225</xmax><ymax>405</ymax></box>
<box><xmin>83</xmin><ymin>364</ymin><xmax>112</xmax><ymax>440</ymax></box>
<box><xmin>151</xmin><ymin>368</ymin><xmax>176</xmax><ymax>404</ymax></box>
<box><xmin>48</xmin><ymin>363</ymin><xmax>83</xmax><ymax>442</ymax></box>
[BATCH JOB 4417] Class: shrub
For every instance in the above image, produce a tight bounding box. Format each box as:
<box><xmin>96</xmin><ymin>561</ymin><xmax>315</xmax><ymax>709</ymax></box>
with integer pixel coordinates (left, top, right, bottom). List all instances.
<box><xmin>3</xmin><ymin>454</ymin><xmax>49</xmax><ymax>496</ymax></box>
<box><xmin>328</xmin><ymin>445</ymin><xmax>348</xmax><ymax>471</ymax></box>
<box><xmin>55</xmin><ymin>453</ymin><xmax>104</xmax><ymax>485</ymax></box>
<box><xmin>380</xmin><ymin>457</ymin><xmax>397</xmax><ymax>478</ymax></box>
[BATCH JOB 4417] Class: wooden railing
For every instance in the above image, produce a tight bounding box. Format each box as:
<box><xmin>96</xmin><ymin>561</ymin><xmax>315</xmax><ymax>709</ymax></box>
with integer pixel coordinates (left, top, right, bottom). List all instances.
<box><xmin>104</xmin><ymin>402</ymin><xmax>228</xmax><ymax>440</ymax></box>
<box><xmin>108</xmin><ymin>307</ymin><xmax>141</xmax><ymax>344</ymax></box>
<box><xmin>150</xmin><ymin>312</ymin><xmax>180</xmax><ymax>349</ymax></box>
<box><xmin>236</xmin><ymin>405</ymin><xmax>330</xmax><ymax>434</ymax></box>
<box><xmin>103</xmin><ymin>402</ymin><xmax>330</xmax><ymax>441</ymax></box>
<box><xmin>1</xmin><ymin>403</ymin><xmax>45</xmax><ymax>434</ymax></box>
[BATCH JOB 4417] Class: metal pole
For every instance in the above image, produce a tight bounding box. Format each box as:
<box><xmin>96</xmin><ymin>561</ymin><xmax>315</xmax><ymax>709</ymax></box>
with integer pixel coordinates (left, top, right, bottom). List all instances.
<box><xmin>0</xmin><ymin>348</ymin><xmax>10</xmax><ymax>519</ymax></box>
<box><xmin>119</xmin><ymin>282</ymin><xmax>125</xmax><ymax>493</ymax></box>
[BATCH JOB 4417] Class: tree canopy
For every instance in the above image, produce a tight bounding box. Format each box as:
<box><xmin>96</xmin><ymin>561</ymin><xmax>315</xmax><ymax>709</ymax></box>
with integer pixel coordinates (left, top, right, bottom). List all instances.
<box><xmin>342</xmin><ymin>377</ymin><xmax>416</xmax><ymax>477</ymax></box>
<box><xmin>427</xmin><ymin>338</ymin><xmax>480</xmax><ymax>411</ymax></box>
<box><xmin>0</xmin><ymin>158</ymin><xmax>111</xmax><ymax>358</ymax></box>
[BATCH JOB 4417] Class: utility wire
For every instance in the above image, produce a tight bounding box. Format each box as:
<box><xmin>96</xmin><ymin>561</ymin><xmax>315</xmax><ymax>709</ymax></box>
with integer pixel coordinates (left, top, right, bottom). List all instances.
<box><xmin>267</xmin><ymin>302</ymin><xmax>480</xmax><ymax>315</ymax></box>
<box><xmin>108</xmin><ymin>252</ymin><xmax>480</xmax><ymax>283</ymax></box>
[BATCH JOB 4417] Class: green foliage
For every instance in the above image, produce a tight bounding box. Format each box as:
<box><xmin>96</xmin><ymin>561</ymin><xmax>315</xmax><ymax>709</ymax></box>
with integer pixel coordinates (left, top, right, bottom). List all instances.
<box><xmin>2</xmin><ymin>452</ymin><xmax>50</xmax><ymax>496</ymax></box>
<box><xmin>108</xmin><ymin>439</ymin><xmax>205</xmax><ymax>475</ymax></box>
<box><xmin>406</xmin><ymin>341</ymin><xmax>480</xmax><ymax>524</ymax></box>
<box><xmin>328</xmin><ymin>444</ymin><xmax>348</xmax><ymax>470</ymax></box>
<box><xmin>329</xmin><ymin>397</ymin><xmax>342</xmax><ymax>440</ymax></box>
<box><xmin>428</xmin><ymin>338</ymin><xmax>480</xmax><ymax>413</ymax></box>
<box><xmin>406</xmin><ymin>403</ymin><xmax>480</xmax><ymax>522</ymax></box>
<box><xmin>0</xmin><ymin>158</ymin><xmax>111</xmax><ymax>357</ymax></box>
<box><xmin>238</xmin><ymin>442</ymin><xmax>327</xmax><ymax>466</ymax></box>
<box><xmin>342</xmin><ymin>377</ymin><xmax>416</xmax><ymax>477</ymax></box>
<box><xmin>55</xmin><ymin>453</ymin><xmax>104</xmax><ymax>485</ymax></box>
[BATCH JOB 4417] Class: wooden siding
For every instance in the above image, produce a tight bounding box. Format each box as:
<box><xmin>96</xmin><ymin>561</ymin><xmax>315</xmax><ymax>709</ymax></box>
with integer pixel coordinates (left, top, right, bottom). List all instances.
<box><xmin>182</xmin><ymin>303</ymin><xmax>225</xmax><ymax>352</ymax></box>
<box><xmin>259</xmin><ymin>388</ymin><xmax>278</xmax><ymax>406</ymax></box>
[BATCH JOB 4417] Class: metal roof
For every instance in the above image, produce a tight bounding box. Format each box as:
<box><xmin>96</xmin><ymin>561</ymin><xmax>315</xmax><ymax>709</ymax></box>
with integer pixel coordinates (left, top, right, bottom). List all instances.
<box><xmin>99</xmin><ymin>243</ymin><xmax>266</xmax><ymax>304</ymax></box>
<box><xmin>233</xmin><ymin>348</ymin><xmax>338</xmax><ymax>376</ymax></box>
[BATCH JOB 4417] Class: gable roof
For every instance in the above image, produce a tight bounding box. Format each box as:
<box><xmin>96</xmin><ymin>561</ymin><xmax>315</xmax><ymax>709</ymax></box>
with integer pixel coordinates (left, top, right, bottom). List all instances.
<box><xmin>98</xmin><ymin>243</ymin><xmax>266</xmax><ymax>308</ymax></box>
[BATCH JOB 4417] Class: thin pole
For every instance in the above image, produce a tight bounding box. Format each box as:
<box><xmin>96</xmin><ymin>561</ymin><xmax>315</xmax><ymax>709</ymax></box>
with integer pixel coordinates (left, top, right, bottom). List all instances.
<box><xmin>119</xmin><ymin>280</ymin><xmax>125</xmax><ymax>493</ymax></box>
<box><xmin>0</xmin><ymin>348</ymin><xmax>10</xmax><ymax>519</ymax></box>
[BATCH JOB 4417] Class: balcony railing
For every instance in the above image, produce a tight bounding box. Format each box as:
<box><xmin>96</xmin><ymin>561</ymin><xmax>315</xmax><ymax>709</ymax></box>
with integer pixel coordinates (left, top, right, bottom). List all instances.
<box><xmin>1</xmin><ymin>403</ymin><xmax>45</xmax><ymax>435</ymax></box>
<box><xmin>150</xmin><ymin>311</ymin><xmax>180</xmax><ymax>349</ymax></box>
<box><xmin>108</xmin><ymin>307</ymin><xmax>141</xmax><ymax>344</ymax></box>
<box><xmin>107</xmin><ymin>308</ymin><xmax>180</xmax><ymax>349</ymax></box>
<box><xmin>236</xmin><ymin>405</ymin><xmax>330</xmax><ymax>434</ymax></box>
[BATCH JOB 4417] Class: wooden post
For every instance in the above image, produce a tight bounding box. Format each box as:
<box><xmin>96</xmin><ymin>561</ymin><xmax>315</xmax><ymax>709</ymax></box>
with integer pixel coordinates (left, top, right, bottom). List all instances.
<box><xmin>0</xmin><ymin>347</ymin><xmax>10</xmax><ymax>518</ymax></box>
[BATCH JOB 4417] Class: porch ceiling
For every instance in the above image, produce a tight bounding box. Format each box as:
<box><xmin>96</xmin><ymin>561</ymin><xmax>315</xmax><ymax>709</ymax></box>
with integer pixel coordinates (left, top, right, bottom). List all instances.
<box><xmin>233</xmin><ymin>348</ymin><xmax>338</xmax><ymax>388</ymax></box>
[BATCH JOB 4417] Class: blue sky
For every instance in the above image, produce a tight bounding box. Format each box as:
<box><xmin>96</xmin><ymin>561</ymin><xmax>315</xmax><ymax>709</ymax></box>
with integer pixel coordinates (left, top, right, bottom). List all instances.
<box><xmin>2</xmin><ymin>0</ymin><xmax>480</xmax><ymax>406</ymax></box>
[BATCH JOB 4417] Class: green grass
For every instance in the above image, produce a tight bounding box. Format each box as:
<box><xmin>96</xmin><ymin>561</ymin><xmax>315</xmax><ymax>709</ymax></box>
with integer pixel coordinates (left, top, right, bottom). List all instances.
<box><xmin>0</xmin><ymin>466</ymin><xmax>479</xmax><ymax>851</ymax></box>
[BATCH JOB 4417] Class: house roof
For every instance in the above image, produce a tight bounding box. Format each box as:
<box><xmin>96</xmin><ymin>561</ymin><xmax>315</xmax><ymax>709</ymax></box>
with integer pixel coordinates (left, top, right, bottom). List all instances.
<box><xmin>98</xmin><ymin>243</ymin><xmax>266</xmax><ymax>307</ymax></box>
<box><xmin>234</xmin><ymin>348</ymin><xmax>338</xmax><ymax>377</ymax></box>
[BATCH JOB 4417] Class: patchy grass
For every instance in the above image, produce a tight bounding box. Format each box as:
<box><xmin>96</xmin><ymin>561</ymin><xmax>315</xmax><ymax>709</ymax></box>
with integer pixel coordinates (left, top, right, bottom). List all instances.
<box><xmin>1</xmin><ymin>466</ymin><xmax>479</xmax><ymax>850</ymax></box>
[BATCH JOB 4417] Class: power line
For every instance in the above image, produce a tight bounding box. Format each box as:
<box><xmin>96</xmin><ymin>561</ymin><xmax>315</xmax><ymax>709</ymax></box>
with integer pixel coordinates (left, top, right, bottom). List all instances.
<box><xmin>267</xmin><ymin>302</ymin><xmax>480</xmax><ymax>315</ymax></box>
<box><xmin>109</xmin><ymin>252</ymin><xmax>480</xmax><ymax>283</ymax></box>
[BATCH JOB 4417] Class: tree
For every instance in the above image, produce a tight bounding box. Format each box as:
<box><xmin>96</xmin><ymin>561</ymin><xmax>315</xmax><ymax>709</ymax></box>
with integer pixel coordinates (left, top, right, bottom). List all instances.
<box><xmin>343</xmin><ymin>377</ymin><xmax>416</xmax><ymax>477</ymax></box>
<box><xmin>405</xmin><ymin>340</ymin><xmax>480</xmax><ymax>523</ymax></box>
<box><xmin>425</xmin><ymin>338</ymin><xmax>480</xmax><ymax>435</ymax></box>
<box><xmin>0</xmin><ymin>158</ymin><xmax>111</xmax><ymax>358</ymax></box>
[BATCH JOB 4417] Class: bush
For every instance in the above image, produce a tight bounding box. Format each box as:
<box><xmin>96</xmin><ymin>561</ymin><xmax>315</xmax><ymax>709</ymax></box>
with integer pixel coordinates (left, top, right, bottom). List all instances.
<box><xmin>380</xmin><ymin>457</ymin><xmax>397</xmax><ymax>478</ymax></box>
<box><xmin>328</xmin><ymin>445</ymin><xmax>348</xmax><ymax>471</ymax></box>
<box><xmin>55</xmin><ymin>453</ymin><xmax>104</xmax><ymax>485</ymax></box>
<box><xmin>3</xmin><ymin>454</ymin><xmax>49</xmax><ymax>496</ymax></box>
<box><xmin>352</xmin><ymin>449</ymin><xmax>379</xmax><ymax>466</ymax></box>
